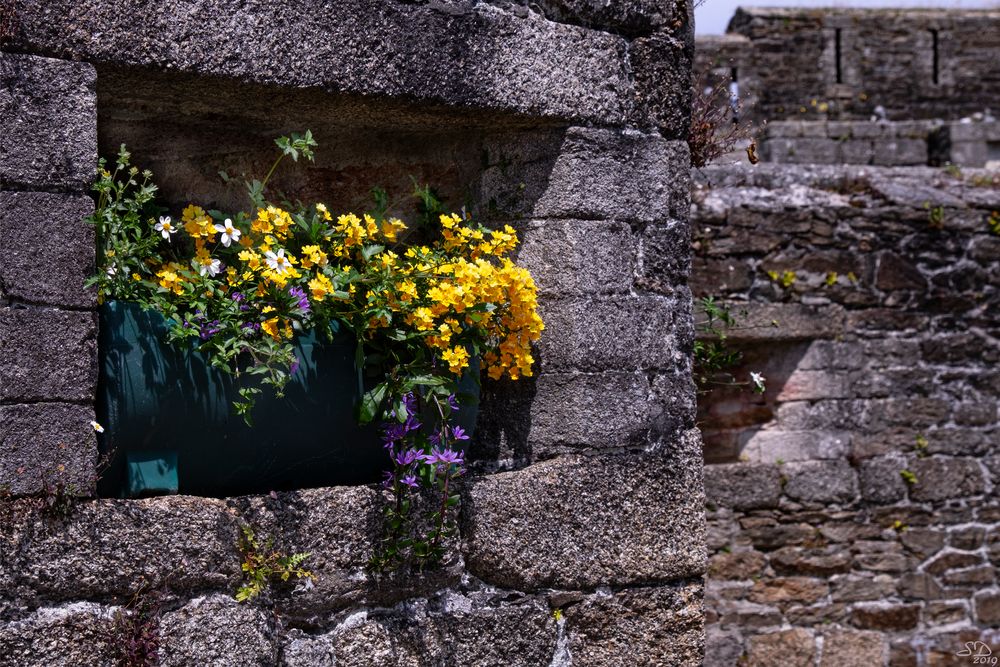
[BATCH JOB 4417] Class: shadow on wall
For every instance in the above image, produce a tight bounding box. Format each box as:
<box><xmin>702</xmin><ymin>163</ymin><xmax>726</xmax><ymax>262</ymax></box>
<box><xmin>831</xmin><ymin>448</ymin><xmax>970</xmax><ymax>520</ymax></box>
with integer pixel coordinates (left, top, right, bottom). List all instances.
<box><xmin>700</xmin><ymin>340</ymin><xmax>818</xmax><ymax>464</ymax></box>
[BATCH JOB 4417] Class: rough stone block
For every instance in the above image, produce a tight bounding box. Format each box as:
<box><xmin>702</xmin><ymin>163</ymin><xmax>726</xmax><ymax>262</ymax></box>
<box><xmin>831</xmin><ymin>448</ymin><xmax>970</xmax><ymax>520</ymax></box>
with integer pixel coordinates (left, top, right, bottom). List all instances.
<box><xmin>850</xmin><ymin>603</ymin><xmax>921</xmax><ymax>631</ymax></box>
<box><xmin>0</xmin><ymin>192</ymin><xmax>96</xmax><ymax>307</ymax></box>
<box><xmin>770</xmin><ymin>546</ymin><xmax>852</xmax><ymax>576</ymax></box>
<box><xmin>709</xmin><ymin>550</ymin><xmax>767</xmax><ymax>580</ymax></box>
<box><xmin>463</xmin><ymin>438</ymin><xmax>706</xmax><ymax>590</ymax></box>
<box><xmin>718</xmin><ymin>303</ymin><xmax>846</xmax><ymax>341</ymax></box>
<box><xmin>564</xmin><ymin>582</ymin><xmax>704</xmax><ymax>667</ymax></box>
<box><xmin>783</xmin><ymin>460</ymin><xmax>858</xmax><ymax>504</ymax></box>
<box><xmin>504</xmin><ymin>0</ymin><xmax>678</xmax><ymax>34</ymax></box>
<box><xmin>14</xmin><ymin>1</ymin><xmax>636</xmax><ymax>127</ymax></box>
<box><xmin>283</xmin><ymin>591</ymin><xmax>557</xmax><ymax>667</ymax></box>
<box><xmin>871</xmin><ymin>139</ymin><xmax>927</xmax><ymax>166</ymax></box>
<box><xmin>0</xmin><ymin>403</ymin><xmax>98</xmax><ymax>495</ymax></box>
<box><xmin>476</xmin><ymin>370</ymin><xmax>654</xmax><ymax>457</ymax></box>
<box><xmin>819</xmin><ymin>629</ymin><xmax>887</xmax><ymax>667</ymax></box>
<box><xmin>775</xmin><ymin>370</ymin><xmax>851</xmax><ymax>402</ymax></box>
<box><xmin>515</xmin><ymin>219</ymin><xmax>638</xmax><ymax>296</ymax></box>
<box><xmin>641</xmin><ymin>219</ymin><xmax>693</xmax><ymax>290</ymax></box>
<box><xmin>974</xmin><ymin>591</ymin><xmax>1000</xmax><ymax>625</ymax></box>
<box><xmin>483</xmin><ymin>129</ymin><xmax>688</xmax><ymax>223</ymax></box>
<box><xmin>749</xmin><ymin>577</ymin><xmax>828</xmax><ymax>604</ymax></box>
<box><xmin>705</xmin><ymin>463</ymin><xmax>781</xmax><ymax>510</ymax></box>
<box><xmin>747</xmin><ymin>629</ymin><xmax>816</xmax><ymax>667</ymax></box>
<box><xmin>0</xmin><ymin>308</ymin><xmax>97</xmax><ymax>403</ymax></box>
<box><xmin>859</xmin><ymin>456</ymin><xmax>908</xmax><ymax>504</ymax></box>
<box><xmin>908</xmin><ymin>458</ymin><xmax>986</xmax><ymax>502</ymax></box>
<box><xmin>159</xmin><ymin>595</ymin><xmax>277</xmax><ymax>667</ymax></box>
<box><xmin>536</xmin><ymin>295</ymin><xmax>690</xmax><ymax>372</ymax></box>
<box><xmin>0</xmin><ymin>603</ymin><xmax>114</xmax><ymax>667</ymax></box>
<box><xmin>231</xmin><ymin>486</ymin><xmax>462</xmax><ymax>616</ymax></box>
<box><xmin>0</xmin><ymin>495</ymin><xmax>239</xmax><ymax>605</ymax></box>
<box><xmin>630</xmin><ymin>28</ymin><xmax>694</xmax><ymax>139</ymax></box>
<box><xmin>0</xmin><ymin>53</ymin><xmax>96</xmax><ymax>190</ymax></box>
<box><xmin>739</xmin><ymin>430</ymin><xmax>850</xmax><ymax>464</ymax></box>
<box><xmin>839</xmin><ymin>140</ymin><xmax>874</xmax><ymax>164</ymax></box>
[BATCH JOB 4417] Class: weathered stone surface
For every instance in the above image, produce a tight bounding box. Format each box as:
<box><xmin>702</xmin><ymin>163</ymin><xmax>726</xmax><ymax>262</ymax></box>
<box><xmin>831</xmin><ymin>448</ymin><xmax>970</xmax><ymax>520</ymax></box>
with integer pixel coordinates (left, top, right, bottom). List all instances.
<box><xmin>850</xmin><ymin>603</ymin><xmax>921</xmax><ymax>631</ymax></box>
<box><xmin>747</xmin><ymin>629</ymin><xmax>815</xmax><ymax>667</ymax></box>
<box><xmin>770</xmin><ymin>547</ymin><xmax>852</xmax><ymax>576</ymax></box>
<box><xmin>497</xmin><ymin>0</ymin><xmax>678</xmax><ymax>34</ymax></box>
<box><xmin>908</xmin><ymin>458</ymin><xmax>986</xmax><ymax>501</ymax></box>
<box><xmin>536</xmin><ymin>295</ymin><xmax>690</xmax><ymax>372</ymax></box>
<box><xmin>0</xmin><ymin>495</ymin><xmax>239</xmax><ymax>606</ymax></box>
<box><xmin>283</xmin><ymin>590</ymin><xmax>558</xmax><ymax>667</ymax></box>
<box><xmin>564</xmin><ymin>582</ymin><xmax>704</xmax><ymax>667</ymax></box>
<box><xmin>831</xmin><ymin>574</ymin><xmax>896</xmax><ymax>602</ymax></box>
<box><xmin>709</xmin><ymin>550</ymin><xmax>766</xmax><ymax>580</ymax></box>
<box><xmin>159</xmin><ymin>594</ymin><xmax>277</xmax><ymax>667</ymax></box>
<box><xmin>782</xmin><ymin>460</ymin><xmax>858</xmax><ymax>504</ymax></box>
<box><xmin>973</xmin><ymin>591</ymin><xmax>1000</xmax><ymax>625</ymax></box>
<box><xmin>819</xmin><ymin>629</ymin><xmax>887</xmax><ymax>667</ymax></box>
<box><xmin>0</xmin><ymin>53</ymin><xmax>96</xmax><ymax>190</ymax></box>
<box><xmin>705</xmin><ymin>463</ymin><xmax>781</xmax><ymax>510</ymax></box>
<box><xmin>859</xmin><ymin>456</ymin><xmax>908</xmax><ymax>504</ymax></box>
<box><xmin>0</xmin><ymin>402</ymin><xmax>98</xmax><ymax>495</ymax></box>
<box><xmin>11</xmin><ymin>1</ymin><xmax>644</xmax><ymax>127</ymax></box>
<box><xmin>0</xmin><ymin>602</ymin><xmax>114</xmax><ymax>667</ymax></box>
<box><xmin>739</xmin><ymin>430</ymin><xmax>850</xmax><ymax>464</ymax></box>
<box><xmin>463</xmin><ymin>439</ymin><xmax>706</xmax><ymax>590</ymax></box>
<box><xmin>631</xmin><ymin>27</ymin><xmax>693</xmax><ymax>139</ymax></box>
<box><xmin>749</xmin><ymin>577</ymin><xmax>828</xmax><ymax>604</ymax></box>
<box><xmin>514</xmin><ymin>371</ymin><xmax>653</xmax><ymax>454</ymax></box>
<box><xmin>896</xmin><ymin>572</ymin><xmax>944</xmax><ymax>600</ymax></box>
<box><xmin>0</xmin><ymin>308</ymin><xmax>97</xmax><ymax>403</ymax></box>
<box><xmin>515</xmin><ymin>219</ymin><xmax>638</xmax><ymax>297</ymax></box>
<box><xmin>230</xmin><ymin>486</ymin><xmax>461</xmax><ymax>616</ymax></box>
<box><xmin>0</xmin><ymin>192</ymin><xmax>96</xmax><ymax>307</ymax></box>
<box><xmin>483</xmin><ymin>129</ymin><xmax>689</xmax><ymax>223</ymax></box>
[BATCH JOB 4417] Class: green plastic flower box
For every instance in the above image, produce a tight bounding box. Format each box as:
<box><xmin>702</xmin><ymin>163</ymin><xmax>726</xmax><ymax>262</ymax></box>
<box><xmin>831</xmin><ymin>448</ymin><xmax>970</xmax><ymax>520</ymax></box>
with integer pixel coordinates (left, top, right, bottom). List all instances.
<box><xmin>96</xmin><ymin>301</ymin><xmax>477</xmax><ymax>498</ymax></box>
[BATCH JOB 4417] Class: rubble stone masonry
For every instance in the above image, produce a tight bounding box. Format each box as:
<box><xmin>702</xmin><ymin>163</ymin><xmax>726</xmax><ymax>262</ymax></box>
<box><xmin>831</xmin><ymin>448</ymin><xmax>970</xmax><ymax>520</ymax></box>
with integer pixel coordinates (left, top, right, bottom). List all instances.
<box><xmin>693</xmin><ymin>163</ymin><xmax>1000</xmax><ymax>665</ymax></box>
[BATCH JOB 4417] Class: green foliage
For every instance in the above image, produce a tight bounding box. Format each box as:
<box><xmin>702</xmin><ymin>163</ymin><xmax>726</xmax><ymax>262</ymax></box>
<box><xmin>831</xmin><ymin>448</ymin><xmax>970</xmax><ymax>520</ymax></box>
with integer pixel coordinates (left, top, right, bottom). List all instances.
<box><xmin>924</xmin><ymin>202</ymin><xmax>946</xmax><ymax>230</ymax></box>
<box><xmin>988</xmin><ymin>210</ymin><xmax>1000</xmax><ymax>235</ymax></box>
<box><xmin>914</xmin><ymin>433</ymin><xmax>929</xmax><ymax>458</ymax></box>
<box><xmin>766</xmin><ymin>269</ymin><xmax>797</xmax><ymax>288</ymax></box>
<box><xmin>235</xmin><ymin>524</ymin><xmax>313</xmax><ymax>603</ymax></box>
<box><xmin>900</xmin><ymin>469</ymin><xmax>918</xmax><ymax>486</ymax></box>
<box><xmin>693</xmin><ymin>297</ymin><xmax>765</xmax><ymax>395</ymax></box>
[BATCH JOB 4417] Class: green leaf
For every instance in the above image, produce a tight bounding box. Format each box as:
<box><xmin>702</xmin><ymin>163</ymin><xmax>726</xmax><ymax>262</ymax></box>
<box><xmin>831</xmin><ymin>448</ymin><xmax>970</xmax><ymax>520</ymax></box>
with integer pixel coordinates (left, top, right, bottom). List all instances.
<box><xmin>359</xmin><ymin>382</ymin><xmax>388</xmax><ymax>425</ymax></box>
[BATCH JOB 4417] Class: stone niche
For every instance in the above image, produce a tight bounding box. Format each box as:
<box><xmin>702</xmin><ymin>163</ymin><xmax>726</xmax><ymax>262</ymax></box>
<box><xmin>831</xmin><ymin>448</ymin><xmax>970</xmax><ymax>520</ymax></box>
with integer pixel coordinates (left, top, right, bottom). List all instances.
<box><xmin>0</xmin><ymin>1</ymin><xmax>702</xmax><ymax>665</ymax></box>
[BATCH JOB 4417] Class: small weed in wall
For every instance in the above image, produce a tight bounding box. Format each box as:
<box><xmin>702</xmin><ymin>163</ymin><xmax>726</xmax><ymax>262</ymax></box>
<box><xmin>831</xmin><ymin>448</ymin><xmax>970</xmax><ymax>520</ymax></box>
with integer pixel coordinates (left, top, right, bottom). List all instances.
<box><xmin>900</xmin><ymin>469</ymin><xmax>918</xmax><ymax>486</ymax></box>
<box><xmin>236</xmin><ymin>523</ymin><xmax>313</xmax><ymax>602</ymax></box>
<box><xmin>924</xmin><ymin>202</ymin><xmax>946</xmax><ymax>230</ymax></box>
<box><xmin>988</xmin><ymin>210</ymin><xmax>1000</xmax><ymax>235</ymax></box>
<box><xmin>109</xmin><ymin>584</ymin><xmax>163</xmax><ymax>667</ymax></box>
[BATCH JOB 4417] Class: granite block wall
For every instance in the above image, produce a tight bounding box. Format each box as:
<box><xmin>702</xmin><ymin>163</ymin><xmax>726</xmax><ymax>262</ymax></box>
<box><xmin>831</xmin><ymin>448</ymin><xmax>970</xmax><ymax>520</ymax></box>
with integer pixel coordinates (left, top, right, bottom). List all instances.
<box><xmin>692</xmin><ymin>163</ymin><xmax>1000</xmax><ymax>665</ymax></box>
<box><xmin>0</xmin><ymin>2</ymin><xmax>701</xmax><ymax>665</ymax></box>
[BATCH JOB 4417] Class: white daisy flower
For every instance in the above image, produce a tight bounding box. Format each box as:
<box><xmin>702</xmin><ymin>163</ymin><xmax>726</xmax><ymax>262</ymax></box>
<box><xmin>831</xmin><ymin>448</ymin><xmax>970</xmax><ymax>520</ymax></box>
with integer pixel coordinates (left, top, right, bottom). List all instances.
<box><xmin>264</xmin><ymin>249</ymin><xmax>291</xmax><ymax>274</ymax></box>
<box><xmin>214</xmin><ymin>218</ymin><xmax>241</xmax><ymax>247</ymax></box>
<box><xmin>199</xmin><ymin>258</ymin><xmax>222</xmax><ymax>277</ymax></box>
<box><xmin>106</xmin><ymin>265</ymin><xmax>117</xmax><ymax>277</ymax></box>
<box><xmin>90</xmin><ymin>420</ymin><xmax>105</xmax><ymax>433</ymax></box>
<box><xmin>750</xmin><ymin>371</ymin><xmax>766</xmax><ymax>394</ymax></box>
<box><xmin>154</xmin><ymin>216</ymin><xmax>177</xmax><ymax>241</ymax></box>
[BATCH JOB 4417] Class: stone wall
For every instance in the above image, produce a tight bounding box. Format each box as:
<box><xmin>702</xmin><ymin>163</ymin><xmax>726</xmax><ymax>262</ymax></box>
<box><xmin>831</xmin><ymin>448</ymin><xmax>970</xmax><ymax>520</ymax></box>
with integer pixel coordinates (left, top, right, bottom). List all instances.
<box><xmin>0</xmin><ymin>1</ymin><xmax>702</xmax><ymax>665</ymax></box>
<box><xmin>691</xmin><ymin>163</ymin><xmax>1000</xmax><ymax>664</ymax></box>
<box><xmin>696</xmin><ymin>8</ymin><xmax>1000</xmax><ymax>124</ymax></box>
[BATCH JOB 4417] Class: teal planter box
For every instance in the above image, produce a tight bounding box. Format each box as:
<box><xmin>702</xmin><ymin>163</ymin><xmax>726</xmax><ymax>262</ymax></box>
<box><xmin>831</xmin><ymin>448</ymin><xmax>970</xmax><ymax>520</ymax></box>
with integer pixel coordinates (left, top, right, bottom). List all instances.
<box><xmin>97</xmin><ymin>302</ymin><xmax>477</xmax><ymax>498</ymax></box>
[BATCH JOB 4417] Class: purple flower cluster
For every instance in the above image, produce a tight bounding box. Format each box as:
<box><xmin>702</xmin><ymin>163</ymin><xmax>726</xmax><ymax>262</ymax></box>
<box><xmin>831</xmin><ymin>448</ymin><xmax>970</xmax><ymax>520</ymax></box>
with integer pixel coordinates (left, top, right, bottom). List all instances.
<box><xmin>289</xmin><ymin>286</ymin><xmax>310</xmax><ymax>312</ymax></box>
<box><xmin>380</xmin><ymin>392</ymin><xmax>467</xmax><ymax>490</ymax></box>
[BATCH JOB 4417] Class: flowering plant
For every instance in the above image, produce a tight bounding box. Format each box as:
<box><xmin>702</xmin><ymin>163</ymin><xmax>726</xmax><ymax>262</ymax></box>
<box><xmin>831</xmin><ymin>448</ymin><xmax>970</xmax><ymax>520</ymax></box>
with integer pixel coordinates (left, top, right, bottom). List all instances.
<box><xmin>87</xmin><ymin>133</ymin><xmax>544</xmax><ymax>569</ymax></box>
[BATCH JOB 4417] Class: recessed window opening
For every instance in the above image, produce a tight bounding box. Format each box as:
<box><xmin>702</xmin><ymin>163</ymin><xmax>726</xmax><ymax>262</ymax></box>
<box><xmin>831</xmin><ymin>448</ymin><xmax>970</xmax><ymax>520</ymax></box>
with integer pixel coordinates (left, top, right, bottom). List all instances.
<box><xmin>930</xmin><ymin>28</ymin><xmax>940</xmax><ymax>85</ymax></box>
<box><xmin>834</xmin><ymin>28</ymin><xmax>843</xmax><ymax>84</ymax></box>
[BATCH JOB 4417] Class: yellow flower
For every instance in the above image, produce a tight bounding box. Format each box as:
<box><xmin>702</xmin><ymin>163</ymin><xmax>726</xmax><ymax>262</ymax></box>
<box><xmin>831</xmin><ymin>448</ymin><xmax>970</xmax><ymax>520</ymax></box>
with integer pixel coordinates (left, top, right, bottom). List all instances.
<box><xmin>261</xmin><ymin>317</ymin><xmax>280</xmax><ymax>340</ymax></box>
<box><xmin>441</xmin><ymin>346</ymin><xmax>470</xmax><ymax>375</ymax></box>
<box><xmin>380</xmin><ymin>218</ymin><xmax>407</xmax><ymax>242</ymax></box>
<box><xmin>308</xmin><ymin>274</ymin><xmax>333</xmax><ymax>301</ymax></box>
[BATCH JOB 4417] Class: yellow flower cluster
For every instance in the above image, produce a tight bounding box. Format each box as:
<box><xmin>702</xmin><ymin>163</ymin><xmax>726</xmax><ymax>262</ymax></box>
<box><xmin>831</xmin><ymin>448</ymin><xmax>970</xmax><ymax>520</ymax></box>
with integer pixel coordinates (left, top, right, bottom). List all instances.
<box><xmin>146</xmin><ymin>201</ymin><xmax>543</xmax><ymax>374</ymax></box>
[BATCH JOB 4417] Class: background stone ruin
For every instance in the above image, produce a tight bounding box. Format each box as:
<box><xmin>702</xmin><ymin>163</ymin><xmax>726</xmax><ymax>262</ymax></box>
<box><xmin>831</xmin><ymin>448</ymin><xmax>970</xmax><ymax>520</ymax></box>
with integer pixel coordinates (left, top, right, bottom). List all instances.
<box><xmin>0</xmin><ymin>1</ymin><xmax>701</xmax><ymax>665</ymax></box>
<box><xmin>693</xmin><ymin>7</ymin><xmax>1000</xmax><ymax>665</ymax></box>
